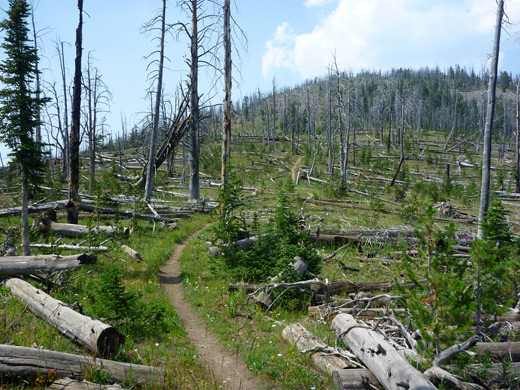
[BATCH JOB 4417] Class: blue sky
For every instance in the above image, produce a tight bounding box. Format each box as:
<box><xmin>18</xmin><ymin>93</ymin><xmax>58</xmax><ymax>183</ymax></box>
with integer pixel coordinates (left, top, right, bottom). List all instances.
<box><xmin>0</xmin><ymin>0</ymin><xmax>519</xmax><ymax>162</ymax></box>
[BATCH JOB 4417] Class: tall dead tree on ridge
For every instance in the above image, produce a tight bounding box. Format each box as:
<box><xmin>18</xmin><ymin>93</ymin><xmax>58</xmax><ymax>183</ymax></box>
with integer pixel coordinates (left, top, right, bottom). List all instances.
<box><xmin>221</xmin><ymin>0</ymin><xmax>231</xmax><ymax>189</ymax></box>
<box><xmin>67</xmin><ymin>0</ymin><xmax>83</xmax><ymax>224</ymax></box>
<box><xmin>477</xmin><ymin>0</ymin><xmax>504</xmax><ymax>238</ymax></box>
<box><xmin>515</xmin><ymin>79</ymin><xmax>520</xmax><ymax>193</ymax></box>
<box><xmin>143</xmin><ymin>0</ymin><xmax>167</xmax><ymax>201</ymax></box>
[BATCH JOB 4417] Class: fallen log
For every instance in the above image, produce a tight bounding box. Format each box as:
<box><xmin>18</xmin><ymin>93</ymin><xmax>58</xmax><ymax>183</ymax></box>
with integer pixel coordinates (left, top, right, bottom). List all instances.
<box><xmin>332</xmin><ymin>313</ymin><xmax>436</xmax><ymax>390</ymax></box>
<box><xmin>30</xmin><ymin>244</ymin><xmax>108</xmax><ymax>252</ymax></box>
<box><xmin>0</xmin><ymin>345</ymin><xmax>163</xmax><ymax>385</ymax></box>
<box><xmin>319</xmin><ymin>279</ymin><xmax>425</xmax><ymax>295</ymax></box>
<box><xmin>309</xmin><ymin>305</ymin><xmax>406</xmax><ymax>319</ymax></box>
<box><xmin>5</xmin><ymin>278</ymin><xmax>124</xmax><ymax>357</ymax></box>
<box><xmin>47</xmin><ymin>378</ymin><xmax>125</xmax><ymax>390</ymax></box>
<box><xmin>231</xmin><ymin>279</ymin><xmax>423</xmax><ymax>296</ymax></box>
<box><xmin>332</xmin><ymin>369</ymin><xmax>382</xmax><ymax>389</ymax></box>
<box><xmin>0</xmin><ymin>200</ymin><xmax>68</xmax><ymax>218</ymax></box>
<box><xmin>37</xmin><ymin>220</ymin><xmax>122</xmax><ymax>238</ymax></box>
<box><xmin>281</xmin><ymin>323</ymin><xmax>359</xmax><ymax>376</ymax></box>
<box><xmin>0</xmin><ymin>199</ymin><xmax>174</xmax><ymax>223</ymax></box>
<box><xmin>0</xmin><ymin>254</ymin><xmax>96</xmax><ymax>276</ymax></box>
<box><xmin>121</xmin><ymin>244</ymin><xmax>141</xmax><ymax>261</ymax></box>
<box><xmin>475</xmin><ymin>341</ymin><xmax>520</xmax><ymax>361</ymax></box>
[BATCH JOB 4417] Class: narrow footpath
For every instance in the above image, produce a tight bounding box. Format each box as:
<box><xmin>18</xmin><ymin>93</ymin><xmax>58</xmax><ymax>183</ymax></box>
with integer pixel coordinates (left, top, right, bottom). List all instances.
<box><xmin>291</xmin><ymin>155</ymin><xmax>303</xmax><ymax>181</ymax></box>
<box><xmin>159</xmin><ymin>227</ymin><xmax>262</xmax><ymax>390</ymax></box>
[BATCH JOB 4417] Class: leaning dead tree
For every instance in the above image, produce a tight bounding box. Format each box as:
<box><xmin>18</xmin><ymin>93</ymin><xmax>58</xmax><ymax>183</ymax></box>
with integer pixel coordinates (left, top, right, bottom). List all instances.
<box><xmin>136</xmin><ymin>88</ymin><xmax>191</xmax><ymax>187</ymax></box>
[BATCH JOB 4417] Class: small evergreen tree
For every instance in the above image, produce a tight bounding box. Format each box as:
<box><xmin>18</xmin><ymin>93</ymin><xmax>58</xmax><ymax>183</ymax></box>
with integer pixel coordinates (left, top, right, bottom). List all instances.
<box><xmin>398</xmin><ymin>206</ymin><xmax>474</xmax><ymax>358</ymax></box>
<box><xmin>472</xmin><ymin>197</ymin><xmax>517</xmax><ymax>332</ymax></box>
<box><xmin>0</xmin><ymin>0</ymin><xmax>48</xmax><ymax>254</ymax></box>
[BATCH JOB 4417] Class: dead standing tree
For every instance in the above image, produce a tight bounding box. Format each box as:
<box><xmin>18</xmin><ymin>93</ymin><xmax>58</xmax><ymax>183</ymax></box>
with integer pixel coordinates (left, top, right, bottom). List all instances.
<box><xmin>83</xmin><ymin>52</ymin><xmax>111</xmax><ymax>189</ymax></box>
<box><xmin>175</xmin><ymin>0</ymin><xmax>221</xmax><ymax>201</ymax></box>
<box><xmin>142</xmin><ymin>0</ymin><xmax>168</xmax><ymax>201</ymax></box>
<box><xmin>57</xmin><ymin>40</ymin><xmax>70</xmax><ymax>182</ymax></box>
<box><xmin>67</xmin><ymin>0</ymin><xmax>83</xmax><ymax>224</ymax></box>
<box><xmin>221</xmin><ymin>0</ymin><xmax>231</xmax><ymax>189</ymax></box>
<box><xmin>515</xmin><ymin>77</ymin><xmax>520</xmax><ymax>192</ymax></box>
<box><xmin>478</xmin><ymin>0</ymin><xmax>504</xmax><ymax>238</ymax></box>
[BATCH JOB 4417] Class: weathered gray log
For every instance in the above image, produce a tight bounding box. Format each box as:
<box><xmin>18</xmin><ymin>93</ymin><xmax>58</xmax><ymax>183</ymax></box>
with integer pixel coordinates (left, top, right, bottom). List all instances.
<box><xmin>475</xmin><ymin>341</ymin><xmax>520</xmax><ymax>361</ymax></box>
<box><xmin>0</xmin><ymin>199</ymin><xmax>173</xmax><ymax>223</ymax></box>
<box><xmin>281</xmin><ymin>323</ymin><xmax>358</xmax><ymax>375</ymax></box>
<box><xmin>31</xmin><ymin>244</ymin><xmax>108</xmax><ymax>252</ymax></box>
<box><xmin>332</xmin><ymin>313</ymin><xmax>436</xmax><ymax>390</ymax></box>
<box><xmin>255</xmin><ymin>256</ymin><xmax>308</xmax><ymax>308</ymax></box>
<box><xmin>318</xmin><ymin>279</ymin><xmax>425</xmax><ymax>296</ymax></box>
<box><xmin>5</xmin><ymin>278</ymin><xmax>124</xmax><ymax>357</ymax></box>
<box><xmin>121</xmin><ymin>244</ymin><xmax>141</xmax><ymax>261</ymax></box>
<box><xmin>0</xmin><ymin>345</ymin><xmax>163</xmax><ymax>385</ymax></box>
<box><xmin>47</xmin><ymin>378</ymin><xmax>125</xmax><ymax>390</ymax></box>
<box><xmin>0</xmin><ymin>254</ymin><xmax>96</xmax><ymax>276</ymax></box>
<box><xmin>0</xmin><ymin>200</ymin><xmax>69</xmax><ymax>218</ymax></box>
<box><xmin>37</xmin><ymin>219</ymin><xmax>120</xmax><ymax>238</ymax></box>
<box><xmin>332</xmin><ymin>369</ymin><xmax>382</xmax><ymax>390</ymax></box>
<box><xmin>309</xmin><ymin>305</ymin><xmax>406</xmax><ymax>319</ymax></box>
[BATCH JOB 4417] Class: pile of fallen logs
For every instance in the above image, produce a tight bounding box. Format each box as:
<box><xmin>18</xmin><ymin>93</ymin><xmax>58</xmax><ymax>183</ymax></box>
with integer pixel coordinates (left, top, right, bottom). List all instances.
<box><xmin>283</xmin><ymin>316</ymin><xmax>520</xmax><ymax>390</ymax></box>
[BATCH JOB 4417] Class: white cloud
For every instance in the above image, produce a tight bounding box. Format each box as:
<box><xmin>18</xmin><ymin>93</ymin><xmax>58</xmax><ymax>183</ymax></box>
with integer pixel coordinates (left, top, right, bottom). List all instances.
<box><xmin>261</xmin><ymin>0</ymin><xmax>520</xmax><ymax>80</ymax></box>
<box><xmin>262</xmin><ymin>22</ymin><xmax>296</xmax><ymax>76</ymax></box>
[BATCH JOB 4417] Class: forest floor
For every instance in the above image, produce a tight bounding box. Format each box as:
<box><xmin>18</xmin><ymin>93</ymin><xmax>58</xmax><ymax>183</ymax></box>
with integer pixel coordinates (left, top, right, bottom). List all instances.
<box><xmin>159</xmin><ymin>225</ymin><xmax>263</xmax><ymax>390</ymax></box>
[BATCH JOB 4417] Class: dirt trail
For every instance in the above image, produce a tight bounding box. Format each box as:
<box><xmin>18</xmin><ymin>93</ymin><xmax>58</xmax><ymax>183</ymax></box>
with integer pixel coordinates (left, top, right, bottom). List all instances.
<box><xmin>291</xmin><ymin>155</ymin><xmax>303</xmax><ymax>181</ymax></box>
<box><xmin>160</xmin><ymin>227</ymin><xmax>261</xmax><ymax>390</ymax></box>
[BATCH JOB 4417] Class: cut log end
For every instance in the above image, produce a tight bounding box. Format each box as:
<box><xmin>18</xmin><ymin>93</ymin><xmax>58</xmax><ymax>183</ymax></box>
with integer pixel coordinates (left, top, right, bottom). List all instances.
<box><xmin>97</xmin><ymin>327</ymin><xmax>126</xmax><ymax>358</ymax></box>
<box><xmin>78</xmin><ymin>253</ymin><xmax>97</xmax><ymax>265</ymax></box>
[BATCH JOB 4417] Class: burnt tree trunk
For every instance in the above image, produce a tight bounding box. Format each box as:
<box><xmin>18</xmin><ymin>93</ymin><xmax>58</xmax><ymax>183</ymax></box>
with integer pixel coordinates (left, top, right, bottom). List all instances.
<box><xmin>221</xmin><ymin>0</ymin><xmax>232</xmax><ymax>189</ymax></box>
<box><xmin>67</xmin><ymin>0</ymin><xmax>83</xmax><ymax>224</ymax></box>
<box><xmin>478</xmin><ymin>0</ymin><xmax>504</xmax><ymax>238</ymax></box>
<box><xmin>144</xmin><ymin>0</ymin><xmax>166</xmax><ymax>201</ymax></box>
<box><xmin>189</xmin><ymin>0</ymin><xmax>200</xmax><ymax>201</ymax></box>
